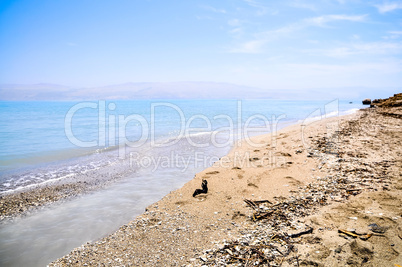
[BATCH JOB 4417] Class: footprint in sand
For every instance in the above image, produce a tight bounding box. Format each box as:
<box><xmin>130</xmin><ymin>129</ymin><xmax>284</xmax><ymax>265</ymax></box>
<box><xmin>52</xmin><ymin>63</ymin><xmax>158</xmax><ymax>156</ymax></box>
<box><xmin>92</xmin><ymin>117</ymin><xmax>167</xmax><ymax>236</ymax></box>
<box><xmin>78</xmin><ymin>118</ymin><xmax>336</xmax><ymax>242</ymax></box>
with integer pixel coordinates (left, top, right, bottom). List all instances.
<box><xmin>284</xmin><ymin>176</ymin><xmax>302</xmax><ymax>186</ymax></box>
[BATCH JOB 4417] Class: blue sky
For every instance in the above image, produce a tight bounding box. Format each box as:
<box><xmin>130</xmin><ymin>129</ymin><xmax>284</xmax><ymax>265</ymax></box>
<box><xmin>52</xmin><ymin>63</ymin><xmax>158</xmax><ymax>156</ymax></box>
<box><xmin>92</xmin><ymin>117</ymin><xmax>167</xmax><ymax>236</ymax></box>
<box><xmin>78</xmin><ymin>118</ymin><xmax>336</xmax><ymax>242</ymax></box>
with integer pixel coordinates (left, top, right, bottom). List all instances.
<box><xmin>0</xmin><ymin>0</ymin><xmax>401</xmax><ymax>95</ymax></box>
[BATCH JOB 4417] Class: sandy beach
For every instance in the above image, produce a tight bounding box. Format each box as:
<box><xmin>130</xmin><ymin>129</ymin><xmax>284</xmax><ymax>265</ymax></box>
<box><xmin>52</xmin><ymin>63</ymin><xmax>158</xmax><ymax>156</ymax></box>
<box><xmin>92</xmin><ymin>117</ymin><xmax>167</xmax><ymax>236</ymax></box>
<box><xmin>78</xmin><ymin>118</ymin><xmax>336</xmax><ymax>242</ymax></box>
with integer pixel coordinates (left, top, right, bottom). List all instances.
<box><xmin>46</xmin><ymin>94</ymin><xmax>402</xmax><ymax>266</ymax></box>
<box><xmin>2</xmin><ymin>95</ymin><xmax>401</xmax><ymax>266</ymax></box>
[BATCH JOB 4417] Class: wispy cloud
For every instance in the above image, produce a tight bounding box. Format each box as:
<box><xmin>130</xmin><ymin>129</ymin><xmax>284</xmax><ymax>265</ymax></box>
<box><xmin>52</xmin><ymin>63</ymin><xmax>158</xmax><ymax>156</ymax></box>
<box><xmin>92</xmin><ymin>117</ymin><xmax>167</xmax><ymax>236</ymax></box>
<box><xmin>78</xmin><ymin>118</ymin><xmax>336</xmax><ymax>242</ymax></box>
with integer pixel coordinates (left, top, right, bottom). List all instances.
<box><xmin>200</xmin><ymin>5</ymin><xmax>226</xmax><ymax>14</ymax></box>
<box><xmin>196</xmin><ymin>15</ymin><xmax>215</xmax><ymax>21</ymax></box>
<box><xmin>243</xmin><ymin>0</ymin><xmax>273</xmax><ymax>16</ymax></box>
<box><xmin>346</xmin><ymin>41</ymin><xmax>402</xmax><ymax>55</ymax></box>
<box><xmin>305</xmin><ymin>14</ymin><xmax>368</xmax><ymax>27</ymax></box>
<box><xmin>288</xmin><ymin>1</ymin><xmax>317</xmax><ymax>11</ymax></box>
<box><xmin>389</xmin><ymin>31</ymin><xmax>402</xmax><ymax>35</ymax></box>
<box><xmin>305</xmin><ymin>41</ymin><xmax>402</xmax><ymax>57</ymax></box>
<box><xmin>383</xmin><ymin>31</ymin><xmax>402</xmax><ymax>39</ymax></box>
<box><xmin>263</xmin><ymin>14</ymin><xmax>367</xmax><ymax>36</ymax></box>
<box><xmin>227</xmin><ymin>13</ymin><xmax>368</xmax><ymax>54</ymax></box>
<box><xmin>375</xmin><ymin>2</ymin><xmax>402</xmax><ymax>13</ymax></box>
<box><xmin>228</xmin><ymin>19</ymin><xmax>242</xmax><ymax>26</ymax></box>
<box><xmin>228</xmin><ymin>40</ymin><xmax>267</xmax><ymax>54</ymax></box>
<box><xmin>229</xmin><ymin>27</ymin><xmax>244</xmax><ymax>37</ymax></box>
<box><xmin>227</xmin><ymin>19</ymin><xmax>246</xmax><ymax>38</ymax></box>
<box><xmin>67</xmin><ymin>42</ymin><xmax>77</xmax><ymax>46</ymax></box>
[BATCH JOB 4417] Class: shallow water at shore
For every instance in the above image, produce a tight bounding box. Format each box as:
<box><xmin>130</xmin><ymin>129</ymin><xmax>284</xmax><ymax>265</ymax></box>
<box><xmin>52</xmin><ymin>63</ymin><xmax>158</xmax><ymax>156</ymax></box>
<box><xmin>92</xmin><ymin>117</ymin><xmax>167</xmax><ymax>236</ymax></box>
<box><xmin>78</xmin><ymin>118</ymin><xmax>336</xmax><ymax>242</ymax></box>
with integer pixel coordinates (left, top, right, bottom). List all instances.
<box><xmin>0</xmin><ymin>174</ymin><xmax>176</xmax><ymax>266</ymax></box>
<box><xmin>0</xmin><ymin>132</ymin><xmax>233</xmax><ymax>266</ymax></box>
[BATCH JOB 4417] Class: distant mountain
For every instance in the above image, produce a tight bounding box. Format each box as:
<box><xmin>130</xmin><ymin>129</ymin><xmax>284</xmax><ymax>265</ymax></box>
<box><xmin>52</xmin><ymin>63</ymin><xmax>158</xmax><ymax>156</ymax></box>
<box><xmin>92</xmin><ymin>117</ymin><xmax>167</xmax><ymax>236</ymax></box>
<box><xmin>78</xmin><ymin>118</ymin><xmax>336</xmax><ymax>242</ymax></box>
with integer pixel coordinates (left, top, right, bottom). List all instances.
<box><xmin>0</xmin><ymin>83</ymin><xmax>72</xmax><ymax>100</ymax></box>
<box><xmin>0</xmin><ymin>82</ymin><xmax>398</xmax><ymax>101</ymax></box>
<box><xmin>0</xmin><ymin>82</ymin><xmax>269</xmax><ymax>100</ymax></box>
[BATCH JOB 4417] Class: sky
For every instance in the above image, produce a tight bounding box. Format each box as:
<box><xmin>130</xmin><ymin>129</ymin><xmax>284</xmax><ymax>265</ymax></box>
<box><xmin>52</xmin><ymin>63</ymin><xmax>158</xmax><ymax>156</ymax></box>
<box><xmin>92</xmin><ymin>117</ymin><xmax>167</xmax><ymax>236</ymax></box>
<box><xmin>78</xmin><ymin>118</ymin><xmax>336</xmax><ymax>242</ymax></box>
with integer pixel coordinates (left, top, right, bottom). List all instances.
<box><xmin>0</xmin><ymin>0</ymin><xmax>401</xmax><ymax>96</ymax></box>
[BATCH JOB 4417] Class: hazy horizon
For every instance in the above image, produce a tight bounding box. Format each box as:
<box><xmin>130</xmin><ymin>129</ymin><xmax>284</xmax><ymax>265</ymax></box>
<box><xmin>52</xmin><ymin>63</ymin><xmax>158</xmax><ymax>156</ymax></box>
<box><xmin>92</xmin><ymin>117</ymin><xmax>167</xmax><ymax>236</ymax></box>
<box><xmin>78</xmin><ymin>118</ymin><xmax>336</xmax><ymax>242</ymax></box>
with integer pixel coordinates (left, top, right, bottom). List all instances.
<box><xmin>0</xmin><ymin>81</ymin><xmax>399</xmax><ymax>101</ymax></box>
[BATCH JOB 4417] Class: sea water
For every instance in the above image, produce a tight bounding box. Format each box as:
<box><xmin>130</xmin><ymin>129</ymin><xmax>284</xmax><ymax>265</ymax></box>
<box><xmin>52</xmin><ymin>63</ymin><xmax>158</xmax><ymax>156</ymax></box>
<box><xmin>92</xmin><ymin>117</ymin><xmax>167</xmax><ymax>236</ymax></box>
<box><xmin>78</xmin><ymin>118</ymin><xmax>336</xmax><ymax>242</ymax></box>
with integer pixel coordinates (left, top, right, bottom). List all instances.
<box><xmin>0</xmin><ymin>99</ymin><xmax>363</xmax><ymax>266</ymax></box>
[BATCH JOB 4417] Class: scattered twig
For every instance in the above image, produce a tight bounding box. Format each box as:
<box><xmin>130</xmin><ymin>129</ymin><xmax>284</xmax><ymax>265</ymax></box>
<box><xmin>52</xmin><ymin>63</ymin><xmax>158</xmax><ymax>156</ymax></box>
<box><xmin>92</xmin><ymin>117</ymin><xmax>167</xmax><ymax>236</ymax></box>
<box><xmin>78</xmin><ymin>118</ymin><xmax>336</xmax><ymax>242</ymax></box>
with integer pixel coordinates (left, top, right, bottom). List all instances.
<box><xmin>359</xmin><ymin>233</ymin><xmax>373</xmax><ymax>241</ymax></box>
<box><xmin>289</xmin><ymin>227</ymin><xmax>313</xmax><ymax>238</ymax></box>
<box><xmin>244</xmin><ymin>254</ymin><xmax>250</xmax><ymax>267</ymax></box>
<box><xmin>253</xmin><ymin>200</ymin><xmax>273</xmax><ymax>204</ymax></box>
<box><xmin>338</xmin><ymin>229</ymin><xmax>359</xmax><ymax>238</ymax></box>
<box><xmin>244</xmin><ymin>199</ymin><xmax>258</xmax><ymax>210</ymax></box>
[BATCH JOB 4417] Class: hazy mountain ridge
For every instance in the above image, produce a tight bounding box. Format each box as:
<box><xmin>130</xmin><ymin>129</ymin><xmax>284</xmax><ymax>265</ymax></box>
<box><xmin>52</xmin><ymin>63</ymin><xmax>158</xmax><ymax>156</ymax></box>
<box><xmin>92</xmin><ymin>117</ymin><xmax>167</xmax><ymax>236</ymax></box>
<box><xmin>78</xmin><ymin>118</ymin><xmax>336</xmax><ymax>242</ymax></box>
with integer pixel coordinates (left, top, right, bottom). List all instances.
<box><xmin>0</xmin><ymin>82</ymin><xmax>266</xmax><ymax>100</ymax></box>
<box><xmin>0</xmin><ymin>82</ymin><xmax>398</xmax><ymax>100</ymax></box>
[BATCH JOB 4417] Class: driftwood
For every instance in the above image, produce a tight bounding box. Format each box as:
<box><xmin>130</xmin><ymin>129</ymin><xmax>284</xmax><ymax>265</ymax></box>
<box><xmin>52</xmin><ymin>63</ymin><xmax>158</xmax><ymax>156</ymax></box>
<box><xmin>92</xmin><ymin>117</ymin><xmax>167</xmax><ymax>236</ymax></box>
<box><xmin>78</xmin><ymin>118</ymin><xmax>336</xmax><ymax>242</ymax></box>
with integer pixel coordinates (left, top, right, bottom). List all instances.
<box><xmin>253</xmin><ymin>200</ymin><xmax>273</xmax><ymax>204</ymax></box>
<box><xmin>244</xmin><ymin>199</ymin><xmax>272</xmax><ymax>210</ymax></box>
<box><xmin>289</xmin><ymin>227</ymin><xmax>313</xmax><ymax>238</ymax></box>
<box><xmin>359</xmin><ymin>233</ymin><xmax>373</xmax><ymax>241</ymax></box>
<box><xmin>338</xmin><ymin>229</ymin><xmax>359</xmax><ymax>238</ymax></box>
<box><xmin>338</xmin><ymin>229</ymin><xmax>373</xmax><ymax>240</ymax></box>
<box><xmin>244</xmin><ymin>199</ymin><xmax>258</xmax><ymax>210</ymax></box>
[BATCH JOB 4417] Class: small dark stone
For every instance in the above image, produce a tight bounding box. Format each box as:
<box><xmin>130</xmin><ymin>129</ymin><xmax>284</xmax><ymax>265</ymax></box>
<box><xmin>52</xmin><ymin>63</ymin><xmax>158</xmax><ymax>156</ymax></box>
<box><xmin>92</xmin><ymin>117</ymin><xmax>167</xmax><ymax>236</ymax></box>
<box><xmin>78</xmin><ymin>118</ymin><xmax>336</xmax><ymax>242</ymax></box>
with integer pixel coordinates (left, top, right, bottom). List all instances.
<box><xmin>334</xmin><ymin>247</ymin><xmax>342</xmax><ymax>253</ymax></box>
<box><xmin>368</xmin><ymin>223</ymin><xmax>387</xmax><ymax>234</ymax></box>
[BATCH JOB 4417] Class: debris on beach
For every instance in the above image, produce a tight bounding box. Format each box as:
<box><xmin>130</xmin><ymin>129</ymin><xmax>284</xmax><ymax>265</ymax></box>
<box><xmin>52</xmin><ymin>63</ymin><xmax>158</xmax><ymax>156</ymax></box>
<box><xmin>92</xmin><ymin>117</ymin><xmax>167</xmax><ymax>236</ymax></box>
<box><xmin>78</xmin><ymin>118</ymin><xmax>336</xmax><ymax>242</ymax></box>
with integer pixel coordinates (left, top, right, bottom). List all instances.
<box><xmin>192</xmin><ymin>179</ymin><xmax>208</xmax><ymax>197</ymax></box>
<box><xmin>196</xmin><ymin>105</ymin><xmax>400</xmax><ymax>266</ymax></box>
<box><xmin>338</xmin><ymin>229</ymin><xmax>359</xmax><ymax>239</ymax></box>
<box><xmin>368</xmin><ymin>223</ymin><xmax>388</xmax><ymax>234</ymax></box>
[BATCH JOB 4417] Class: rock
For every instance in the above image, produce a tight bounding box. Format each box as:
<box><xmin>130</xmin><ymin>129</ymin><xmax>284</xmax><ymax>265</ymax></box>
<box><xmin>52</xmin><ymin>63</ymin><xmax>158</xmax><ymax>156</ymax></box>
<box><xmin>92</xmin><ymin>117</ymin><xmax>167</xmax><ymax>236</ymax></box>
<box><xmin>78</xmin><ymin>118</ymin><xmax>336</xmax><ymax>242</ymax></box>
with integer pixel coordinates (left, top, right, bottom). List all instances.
<box><xmin>362</xmin><ymin>99</ymin><xmax>371</xmax><ymax>105</ymax></box>
<box><xmin>368</xmin><ymin>223</ymin><xmax>387</xmax><ymax>233</ymax></box>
